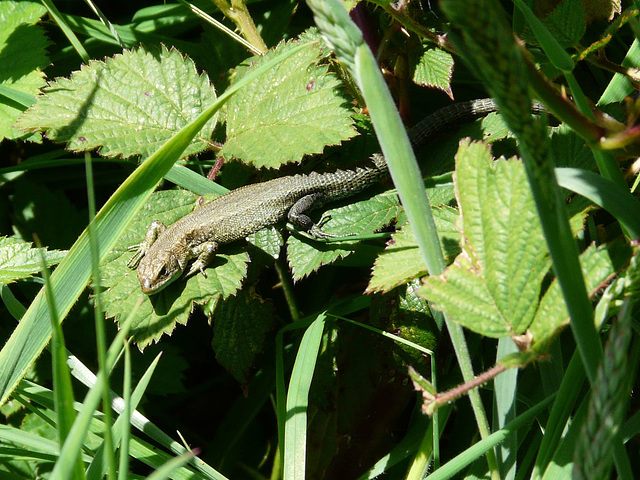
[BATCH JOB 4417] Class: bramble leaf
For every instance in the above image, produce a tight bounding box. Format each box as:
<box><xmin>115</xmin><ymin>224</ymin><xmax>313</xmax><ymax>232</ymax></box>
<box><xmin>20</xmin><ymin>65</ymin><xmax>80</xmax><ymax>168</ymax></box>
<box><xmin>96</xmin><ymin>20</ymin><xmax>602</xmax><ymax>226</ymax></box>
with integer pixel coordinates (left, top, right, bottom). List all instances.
<box><xmin>0</xmin><ymin>237</ymin><xmax>66</xmax><ymax>285</ymax></box>
<box><xmin>411</xmin><ymin>46</ymin><xmax>454</xmax><ymax>98</ymax></box>
<box><xmin>16</xmin><ymin>46</ymin><xmax>218</xmax><ymax>159</ymax></box>
<box><xmin>247</xmin><ymin>226</ymin><xmax>284</xmax><ymax>259</ymax></box>
<box><xmin>367</xmin><ymin>205</ymin><xmax>460</xmax><ymax>293</ymax></box>
<box><xmin>530</xmin><ymin>241</ymin><xmax>630</xmax><ymax>350</ymax></box>
<box><xmin>210</xmin><ymin>288</ymin><xmax>278</xmax><ymax>384</ymax></box>
<box><xmin>221</xmin><ymin>36</ymin><xmax>357</xmax><ymax>168</ymax></box>
<box><xmin>420</xmin><ymin>140</ymin><xmax>621</xmax><ymax>345</ymax></box>
<box><xmin>539</xmin><ymin>0</ymin><xmax>586</xmax><ymax>48</ymax></box>
<box><xmin>421</xmin><ymin>140</ymin><xmax>551</xmax><ymax>338</ymax></box>
<box><xmin>0</xmin><ymin>0</ymin><xmax>49</xmax><ymax>142</ymax></box>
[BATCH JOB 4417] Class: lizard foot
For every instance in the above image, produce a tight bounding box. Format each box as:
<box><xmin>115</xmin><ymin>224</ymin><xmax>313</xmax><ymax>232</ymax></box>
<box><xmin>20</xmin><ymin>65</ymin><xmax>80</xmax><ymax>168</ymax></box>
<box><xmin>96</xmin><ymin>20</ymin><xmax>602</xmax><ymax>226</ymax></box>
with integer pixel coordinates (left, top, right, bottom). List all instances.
<box><xmin>186</xmin><ymin>260</ymin><xmax>208</xmax><ymax>278</ymax></box>
<box><xmin>308</xmin><ymin>214</ymin><xmax>358</xmax><ymax>240</ymax></box>
<box><xmin>126</xmin><ymin>246</ymin><xmax>145</xmax><ymax>269</ymax></box>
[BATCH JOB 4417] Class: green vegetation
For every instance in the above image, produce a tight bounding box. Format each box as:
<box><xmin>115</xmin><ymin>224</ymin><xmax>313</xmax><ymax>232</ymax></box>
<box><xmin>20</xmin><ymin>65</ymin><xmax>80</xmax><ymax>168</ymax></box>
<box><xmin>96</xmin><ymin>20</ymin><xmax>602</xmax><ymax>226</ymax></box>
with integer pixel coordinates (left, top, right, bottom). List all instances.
<box><xmin>0</xmin><ymin>0</ymin><xmax>638</xmax><ymax>479</ymax></box>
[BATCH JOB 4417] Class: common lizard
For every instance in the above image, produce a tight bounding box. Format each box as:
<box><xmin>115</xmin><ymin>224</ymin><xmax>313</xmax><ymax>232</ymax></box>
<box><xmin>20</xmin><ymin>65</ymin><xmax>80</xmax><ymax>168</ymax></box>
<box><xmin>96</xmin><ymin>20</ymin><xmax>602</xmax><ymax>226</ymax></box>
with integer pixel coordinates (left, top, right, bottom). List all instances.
<box><xmin>128</xmin><ymin>98</ymin><xmax>530</xmax><ymax>294</ymax></box>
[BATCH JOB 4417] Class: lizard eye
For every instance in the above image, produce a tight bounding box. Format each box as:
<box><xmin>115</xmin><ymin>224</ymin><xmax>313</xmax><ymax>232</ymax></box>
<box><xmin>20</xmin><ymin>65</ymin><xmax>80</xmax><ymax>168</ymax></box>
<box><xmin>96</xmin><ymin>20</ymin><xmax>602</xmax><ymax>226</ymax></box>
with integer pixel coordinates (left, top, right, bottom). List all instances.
<box><xmin>159</xmin><ymin>266</ymin><xmax>171</xmax><ymax>279</ymax></box>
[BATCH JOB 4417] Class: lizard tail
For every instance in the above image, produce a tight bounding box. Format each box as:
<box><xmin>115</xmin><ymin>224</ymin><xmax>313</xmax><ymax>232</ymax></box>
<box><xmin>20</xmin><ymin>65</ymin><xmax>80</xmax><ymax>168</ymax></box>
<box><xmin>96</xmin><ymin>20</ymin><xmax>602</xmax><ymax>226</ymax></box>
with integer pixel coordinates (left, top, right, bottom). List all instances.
<box><xmin>408</xmin><ymin>98</ymin><xmax>546</xmax><ymax>149</ymax></box>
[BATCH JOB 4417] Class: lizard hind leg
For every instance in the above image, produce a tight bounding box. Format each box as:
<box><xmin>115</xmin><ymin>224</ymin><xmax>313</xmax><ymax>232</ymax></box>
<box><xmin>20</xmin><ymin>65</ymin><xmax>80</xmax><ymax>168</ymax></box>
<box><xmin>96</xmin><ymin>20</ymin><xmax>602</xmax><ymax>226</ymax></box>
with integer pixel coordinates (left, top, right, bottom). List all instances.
<box><xmin>289</xmin><ymin>194</ymin><xmax>356</xmax><ymax>240</ymax></box>
<box><xmin>288</xmin><ymin>193</ymin><xmax>339</xmax><ymax>239</ymax></box>
<box><xmin>288</xmin><ymin>193</ymin><xmax>324</xmax><ymax>230</ymax></box>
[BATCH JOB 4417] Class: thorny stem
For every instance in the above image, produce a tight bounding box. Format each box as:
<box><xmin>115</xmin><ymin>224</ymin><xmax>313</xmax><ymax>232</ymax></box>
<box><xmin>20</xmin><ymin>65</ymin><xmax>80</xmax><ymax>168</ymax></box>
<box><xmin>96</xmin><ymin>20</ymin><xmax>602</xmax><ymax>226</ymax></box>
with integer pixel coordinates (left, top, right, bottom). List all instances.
<box><xmin>587</xmin><ymin>51</ymin><xmax>640</xmax><ymax>82</ymax></box>
<box><xmin>383</xmin><ymin>3</ymin><xmax>453</xmax><ymax>52</ymax></box>
<box><xmin>426</xmin><ymin>364</ymin><xmax>508</xmax><ymax>414</ymax></box>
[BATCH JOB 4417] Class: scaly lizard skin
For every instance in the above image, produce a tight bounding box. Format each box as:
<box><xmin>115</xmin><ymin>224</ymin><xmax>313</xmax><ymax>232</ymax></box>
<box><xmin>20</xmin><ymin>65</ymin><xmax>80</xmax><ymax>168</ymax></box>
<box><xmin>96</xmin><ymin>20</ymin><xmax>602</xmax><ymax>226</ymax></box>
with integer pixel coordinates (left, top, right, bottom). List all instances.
<box><xmin>129</xmin><ymin>99</ymin><xmax>529</xmax><ymax>293</ymax></box>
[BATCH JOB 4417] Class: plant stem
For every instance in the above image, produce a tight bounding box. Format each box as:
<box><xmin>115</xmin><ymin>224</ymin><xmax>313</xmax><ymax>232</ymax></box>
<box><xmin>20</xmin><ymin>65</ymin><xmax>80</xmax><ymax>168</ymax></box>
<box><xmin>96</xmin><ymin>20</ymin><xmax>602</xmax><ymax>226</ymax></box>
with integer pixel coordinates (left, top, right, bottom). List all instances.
<box><xmin>211</xmin><ymin>0</ymin><xmax>268</xmax><ymax>54</ymax></box>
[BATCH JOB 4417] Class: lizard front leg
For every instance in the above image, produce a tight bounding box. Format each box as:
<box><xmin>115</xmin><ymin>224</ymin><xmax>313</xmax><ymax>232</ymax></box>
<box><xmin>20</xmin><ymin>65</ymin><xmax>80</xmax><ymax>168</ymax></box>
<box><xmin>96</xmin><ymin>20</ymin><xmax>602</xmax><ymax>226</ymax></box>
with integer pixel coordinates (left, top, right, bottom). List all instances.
<box><xmin>127</xmin><ymin>220</ymin><xmax>166</xmax><ymax>269</ymax></box>
<box><xmin>185</xmin><ymin>240</ymin><xmax>219</xmax><ymax>277</ymax></box>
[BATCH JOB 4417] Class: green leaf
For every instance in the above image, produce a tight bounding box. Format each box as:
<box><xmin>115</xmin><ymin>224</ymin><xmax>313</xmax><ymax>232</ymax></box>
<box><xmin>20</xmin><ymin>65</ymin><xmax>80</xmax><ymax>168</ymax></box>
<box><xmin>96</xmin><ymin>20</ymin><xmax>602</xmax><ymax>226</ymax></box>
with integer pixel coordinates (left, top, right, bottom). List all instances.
<box><xmin>15</xmin><ymin>46</ymin><xmax>218</xmax><ymax>159</ymax></box>
<box><xmin>286</xmin><ymin>190</ymin><xmax>401</xmax><ymax>280</ymax></box>
<box><xmin>411</xmin><ymin>46</ymin><xmax>454</xmax><ymax>98</ymax></box>
<box><xmin>529</xmin><ymin>242</ymin><xmax>630</xmax><ymax>349</ymax></box>
<box><xmin>421</xmin><ymin>140</ymin><xmax>551</xmax><ymax>338</ymax></box>
<box><xmin>422</xmin><ymin>111</ymin><xmax>517</xmax><ymax>176</ymax></box>
<box><xmin>0</xmin><ymin>0</ymin><xmax>48</xmax><ymax>142</ymax></box>
<box><xmin>210</xmin><ymin>288</ymin><xmax>278</xmax><ymax>384</ymax></box>
<box><xmin>247</xmin><ymin>226</ymin><xmax>284</xmax><ymax>259</ymax></box>
<box><xmin>145</xmin><ymin>452</ymin><xmax>195</xmax><ymax>480</ymax></box>
<box><xmin>367</xmin><ymin>206</ymin><xmax>460</xmax><ymax>293</ymax></box>
<box><xmin>390</xmin><ymin>282</ymin><xmax>439</xmax><ymax>358</ymax></box>
<box><xmin>549</xmin><ymin>124</ymin><xmax>597</xmax><ymax>169</ymax></box>
<box><xmin>101</xmin><ymin>190</ymin><xmax>249</xmax><ymax>348</ymax></box>
<box><xmin>599</xmin><ymin>40</ymin><xmax>640</xmax><ymax>105</ymax></box>
<box><xmin>220</xmin><ymin>37</ymin><xmax>357</xmax><ymax>168</ymax></box>
<box><xmin>540</xmin><ymin>0</ymin><xmax>586</xmax><ymax>48</ymax></box>
<box><xmin>0</xmin><ymin>236</ymin><xmax>66</xmax><ymax>285</ymax></box>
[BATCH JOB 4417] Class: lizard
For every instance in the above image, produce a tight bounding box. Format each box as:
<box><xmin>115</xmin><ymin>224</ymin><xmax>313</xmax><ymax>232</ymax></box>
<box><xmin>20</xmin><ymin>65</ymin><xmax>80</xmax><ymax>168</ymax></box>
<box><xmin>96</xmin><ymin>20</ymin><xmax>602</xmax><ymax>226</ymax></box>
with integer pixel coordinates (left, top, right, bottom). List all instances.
<box><xmin>128</xmin><ymin>98</ymin><xmax>540</xmax><ymax>294</ymax></box>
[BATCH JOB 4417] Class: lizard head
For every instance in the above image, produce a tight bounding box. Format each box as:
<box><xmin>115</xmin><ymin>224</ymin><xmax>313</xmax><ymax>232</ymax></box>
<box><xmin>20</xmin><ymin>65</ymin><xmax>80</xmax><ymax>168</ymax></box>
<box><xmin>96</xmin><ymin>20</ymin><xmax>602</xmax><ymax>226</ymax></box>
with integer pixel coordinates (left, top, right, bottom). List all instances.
<box><xmin>136</xmin><ymin>248</ymin><xmax>185</xmax><ymax>295</ymax></box>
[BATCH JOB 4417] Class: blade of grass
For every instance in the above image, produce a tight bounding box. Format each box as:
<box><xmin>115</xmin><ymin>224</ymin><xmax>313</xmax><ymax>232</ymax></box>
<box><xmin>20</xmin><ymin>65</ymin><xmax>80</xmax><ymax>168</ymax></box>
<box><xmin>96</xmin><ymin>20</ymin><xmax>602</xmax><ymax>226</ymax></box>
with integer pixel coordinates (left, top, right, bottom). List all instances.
<box><xmin>621</xmin><ymin>410</ymin><xmax>640</xmax><ymax>443</ymax></box>
<box><xmin>354</xmin><ymin>11</ymin><xmax>499</xmax><ymax>479</ymax></box>
<box><xmin>403</xmin><ymin>406</ymin><xmax>452</xmax><ymax>480</ymax></box>
<box><xmin>493</xmin><ymin>338</ymin><xmax>519</xmax><ymax>480</ymax></box>
<box><xmin>66</xmin><ymin>353</ymin><xmax>228</xmax><ymax>480</ymax></box>
<box><xmin>0</xmin><ymin>41</ymin><xmax>313</xmax><ymax>408</ymax></box>
<box><xmin>85</xmin><ymin>150</ymin><xmax>116</xmax><ymax>480</ymax></box>
<box><xmin>539</xmin><ymin>397</ymin><xmax>588</xmax><ymax>480</ymax></box>
<box><xmin>87</xmin><ymin>350</ymin><xmax>161</xmax><ymax>480</ymax></box>
<box><xmin>176</xmin><ymin>0</ymin><xmax>261</xmax><ymax>55</ymax></box>
<box><xmin>531</xmin><ymin>350</ymin><xmax>585</xmax><ymax>480</ymax></box>
<box><xmin>49</xmin><ymin>298</ymin><xmax>141</xmax><ymax>480</ymax></box>
<box><xmin>85</xmin><ymin>150</ymin><xmax>115</xmax><ymax>480</ymax></box>
<box><xmin>275</xmin><ymin>294</ymin><xmax>371</xmax><ymax>471</ymax></box>
<box><xmin>82</xmin><ymin>0</ymin><xmax>124</xmax><ymax>47</ymax></box>
<box><xmin>0</xmin><ymin>151</ymin><xmax>224</xmax><ymax>196</ymax></box>
<box><xmin>283</xmin><ymin>313</ymin><xmax>326</xmax><ymax>480</ymax></box>
<box><xmin>328</xmin><ymin>314</ymin><xmax>433</xmax><ymax>355</ymax></box>
<box><xmin>555</xmin><ymin>167</ymin><xmax>640</xmax><ymax>239</ymax></box>
<box><xmin>0</xmin><ymin>424</ymin><xmax>90</xmax><ymax>462</ymax></box>
<box><xmin>0</xmin><ymin>84</ymin><xmax>36</xmax><ymax>109</ymax></box>
<box><xmin>598</xmin><ymin>39</ymin><xmax>640</xmax><ymax>105</ymax></box>
<box><xmin>426</xmin><ymin>393</ymin><xmax>555</xmax><ymax>480</ymax></box>
<box><xmin>6</xmin><ymin>287</ymin><xmax>225</xmax><ymax>480</ymax></box>
<box><xmin>59</xmin><ymin>11</ymin><xmax>199</xmax><ymax>50</ymax></box>
<box><xmin>165</xmin><ymin>164</ymin><xmax>229</xmax><ymax>196</ymax></box>
<box><xmin>41</xmin><ymin>0</ymin><xmax>90</xmax><ymax>63</ymax></box>
<box><xmin>38</xmin><ymin>246</ymin><xmax>86</xmax><ymax>480</ymax></box>
<box><xmin>0</xmin><ymin>446</ymin><xmax>58</xmax><ymax>464</ymax></box>
<box><xmin>117</xmin><ymin>343</ymin><xmax>132</xmax><ymax>480</ymax></box>
<box><xmin>0</xmin><ymin>285</ymin><xmax>27</xmax><ymax>325</ymax></box>
<box><xmin>145</xmin><ymin>452</ymin><xmax>196</xmax><ymax>480</ymax></box>
<box><xmin>16</xmin><ymin>379</ymin><xmax>214</xmax><ymax>480</ymax></box>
